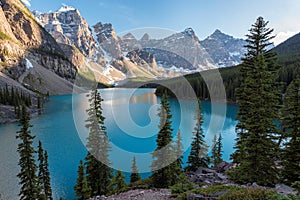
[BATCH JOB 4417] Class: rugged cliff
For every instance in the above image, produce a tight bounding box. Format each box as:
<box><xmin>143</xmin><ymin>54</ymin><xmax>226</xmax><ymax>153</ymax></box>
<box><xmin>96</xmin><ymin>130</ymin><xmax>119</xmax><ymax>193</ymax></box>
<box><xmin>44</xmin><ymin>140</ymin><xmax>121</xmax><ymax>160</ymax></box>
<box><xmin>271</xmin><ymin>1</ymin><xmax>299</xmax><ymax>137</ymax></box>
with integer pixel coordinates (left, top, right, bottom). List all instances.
<box><xmin>0</xmin><ymin>0</ymin><xmax>79</xmax><ymax>95</ymax></box>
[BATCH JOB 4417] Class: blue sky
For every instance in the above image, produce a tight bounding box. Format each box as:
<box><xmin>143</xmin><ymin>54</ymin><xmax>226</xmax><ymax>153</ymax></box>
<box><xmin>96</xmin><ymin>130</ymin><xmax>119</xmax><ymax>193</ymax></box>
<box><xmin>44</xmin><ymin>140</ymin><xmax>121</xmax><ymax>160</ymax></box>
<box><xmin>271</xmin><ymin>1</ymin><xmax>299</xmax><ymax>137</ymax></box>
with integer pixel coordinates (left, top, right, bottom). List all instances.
<box><xmin>24</xmin><ymin>0</ymin><xmax>300</xmax><ymax>44</ymax></box>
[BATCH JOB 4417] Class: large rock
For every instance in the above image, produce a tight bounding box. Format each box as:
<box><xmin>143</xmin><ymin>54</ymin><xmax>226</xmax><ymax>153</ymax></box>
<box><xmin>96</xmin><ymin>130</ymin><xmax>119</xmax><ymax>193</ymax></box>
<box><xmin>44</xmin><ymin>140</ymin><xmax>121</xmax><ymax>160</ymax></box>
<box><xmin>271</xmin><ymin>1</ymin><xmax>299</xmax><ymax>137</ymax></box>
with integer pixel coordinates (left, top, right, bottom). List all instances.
<box><xmin>275</xmin><ymin>184</ymin><xmax>298</xmax><ymax>196</ymax></box>
<box><xmin>90</xmin><ymin>189</ymin><xmax>175</xmax><ymax>200</ymax></box>
<box><xmin>212</xmin><ymin>161</ymin><xmax>235</xmax><ymax>173</ymax></box>
<box><xmin>188</xmin><ymin>167</ymin><xmax>231</xmax><ymax>185</ymax></box>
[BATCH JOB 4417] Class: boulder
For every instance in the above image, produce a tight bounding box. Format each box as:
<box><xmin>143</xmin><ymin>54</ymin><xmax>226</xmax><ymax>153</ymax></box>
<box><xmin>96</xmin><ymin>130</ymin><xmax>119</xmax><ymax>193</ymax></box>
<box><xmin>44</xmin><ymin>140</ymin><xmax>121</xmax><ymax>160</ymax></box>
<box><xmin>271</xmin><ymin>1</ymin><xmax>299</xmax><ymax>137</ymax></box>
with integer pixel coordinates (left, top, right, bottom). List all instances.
<box><xmin>213</xmin><ymin>162</ymin><xmax>234</xmax><ymax>173</ymax></box>
<box><xmin>275</xmin><ymin>184</ymin><xmax>298</xmax><ymax>195</ymax></box>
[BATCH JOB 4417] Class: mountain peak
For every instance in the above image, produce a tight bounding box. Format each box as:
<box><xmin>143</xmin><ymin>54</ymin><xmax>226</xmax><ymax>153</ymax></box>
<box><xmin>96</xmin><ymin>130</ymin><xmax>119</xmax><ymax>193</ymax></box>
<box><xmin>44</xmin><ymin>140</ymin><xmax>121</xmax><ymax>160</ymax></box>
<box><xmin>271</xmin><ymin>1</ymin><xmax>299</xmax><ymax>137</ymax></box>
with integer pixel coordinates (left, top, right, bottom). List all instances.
<box><xmin>122</xmin><ymin>33</ymin><xmax>136</xmax><ymax>40</ymax></box>
<box><xmin>93</xmin><ymin>22</ymin><xmax>113</xmax><ymax>32</ymax></box>
<box><xmin>57</xmin><ymin>4</ymin><xmax>76</xmax><ymax>13</ymax></box>
<box><xmin>213</xmin><ymin>29</ymin><xmax>223</xmax><ymax>35</ymax></box>
<box><xmin>182</xmin><ymin>27</ymin><xmax>196</xmax><ymax>37</ymax></box>
<box><xmin>209</xmin><ymin>29</ymin><xmax>234</xmax><ymax>40</ymax></box>
<box><xmin>141</xmin><ymin>33</ymin><xmax>150</xmax><ymax>41</ymax></box>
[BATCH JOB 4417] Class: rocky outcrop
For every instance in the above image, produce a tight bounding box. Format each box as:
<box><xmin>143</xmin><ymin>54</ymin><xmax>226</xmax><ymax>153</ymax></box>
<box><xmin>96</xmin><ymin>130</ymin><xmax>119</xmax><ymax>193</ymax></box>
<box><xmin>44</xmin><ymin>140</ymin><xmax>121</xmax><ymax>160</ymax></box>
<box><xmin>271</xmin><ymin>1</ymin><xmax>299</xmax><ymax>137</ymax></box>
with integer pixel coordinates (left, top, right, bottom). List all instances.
<box><xmin>187</xmin><ymin>167</ymin><xmax>232</xmax><ymax>185</ymax></box>
<box><xmin>36</xmin><ymin>5</ymin><xmax>101</xmax><ymax>59</ymax></box>
<box><xmin>212</xmin><ymin>161</ymin><xmax>235</xmax><ymax>173</ymax></box>
<box><xmin>121</xmin><ymin>33</ymin><xmax>141</xmax><ymax>52</ymax></box>
<box><xmin>93</xmin><ymin>22</ymin><xmax>122</xmax><ymax>58</ymax></box>
<box><xmin>0</xmin><ymin>0</ymin><xmax>78</xmax><ymax>96</ymax></box>
<box><xmin>90</xmin><ymin>189</ymin><xmax>175</xmax><ymax>200</ymax></box>
<box><xmin>200</xmin><ymin>29</ymin><xmax>247</xmax><ymax>67</ymax></box>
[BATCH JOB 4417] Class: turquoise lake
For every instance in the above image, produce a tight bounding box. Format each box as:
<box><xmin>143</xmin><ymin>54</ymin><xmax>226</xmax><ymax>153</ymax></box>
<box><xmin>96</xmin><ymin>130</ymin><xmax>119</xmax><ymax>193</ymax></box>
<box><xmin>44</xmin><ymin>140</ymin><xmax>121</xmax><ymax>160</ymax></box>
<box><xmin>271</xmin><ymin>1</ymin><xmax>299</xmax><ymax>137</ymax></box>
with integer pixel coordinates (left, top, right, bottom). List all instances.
<box><xmin>0</xmin><ymin>88</ymin><xmax>238</xmax><ymax>199</ymax></box>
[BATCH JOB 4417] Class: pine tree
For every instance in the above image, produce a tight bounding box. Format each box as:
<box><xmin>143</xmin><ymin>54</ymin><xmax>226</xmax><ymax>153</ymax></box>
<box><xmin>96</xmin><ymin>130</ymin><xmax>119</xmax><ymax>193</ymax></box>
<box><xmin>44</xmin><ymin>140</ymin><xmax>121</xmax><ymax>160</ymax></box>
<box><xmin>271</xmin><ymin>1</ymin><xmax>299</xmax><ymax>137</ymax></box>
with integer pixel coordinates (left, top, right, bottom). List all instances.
<box><xmin>0</xmin><ymin>87</ymin><xmax>3</xmax><ymax>103</ymax></box>
<box><xmin>281</xmin><ymin>77</ymin><xmax>300</xmax><ymax>186</ymax></box>
<box><xmin>37</xmin><ymin>141</ymin><xmax>53</xmax><ymax>200</ymax></box>
<box><xmin>37</xmin><ymin>96</ymin><xmax>41</xmax><ymax>109</ymax></box>
<box><xmin>109</xmin><ymin>170</ymin><xmax>127</xmax><ymax>194</ymax></box>
<box><xmin>229</xmin><ymin>17</ymin><xmax>280</xmax><ymax>185</ymax></box>
<box><xmin>211</xmin><ymin>133</ymin><xmax>223</xmax><ymax>167</ymax></box>
<box><xmin>151</xmin><ymin>93</ymin><xmax>175</xmax><ymax>188</ymax></box>
<box><xmin>185</xmin><ymin>99</ymin><xmax>210</xmax><ymax>172</ymax></box>
<box><xmin>43</xmin><ymin>151</ymin><xmax>52</xmax><ymax>200</ymax></box>
<box><xmin>175</xmin><ymin>129</ymin><xmax>184</xmax><ymax>169</ymax></box>
<box><xmin>170</xmin><ymin>129</ymin><xmax>185</xmax><ymax>185</ymax></box>
<box><xmin>4</xmin><ymin>84</ymin><xmax>9</xmax><ymax>105</ymax></box>
<box><xmin>85</xmin><ymin>89</ymin><xmax>113</xmax><ymax>196</ymax></box>
<box><xmin>16</xmin><ymin>105</ymin><xmax>39</xmax><ymax>200</ymax></box>
<box><xmin>11</xmin><ymin>86</ymin><xmax>15</xmax><ymax>106</ymax></box>
<box><xmin>211</xmin><ymin>134</ymin><xmax>218</xmax><ymax>167</ymax></box>
<box><xmin>74</xmin><ymin>160</ymin><xmax>90</xmax><ymax>200</ymax></box>
<box><xmin>130</xmin><ymin>156</ymin><xmax>141</xmax><ymax>184</ymax></box>
<box><xmin>216</xmin><ymin>133</ymin><xmax>223</xmax><ymax>165</ymax></box>
<box><xmin>37</xmin><ymin>141</ymin><xmax>46</xmax><ymax>199</ymax></box>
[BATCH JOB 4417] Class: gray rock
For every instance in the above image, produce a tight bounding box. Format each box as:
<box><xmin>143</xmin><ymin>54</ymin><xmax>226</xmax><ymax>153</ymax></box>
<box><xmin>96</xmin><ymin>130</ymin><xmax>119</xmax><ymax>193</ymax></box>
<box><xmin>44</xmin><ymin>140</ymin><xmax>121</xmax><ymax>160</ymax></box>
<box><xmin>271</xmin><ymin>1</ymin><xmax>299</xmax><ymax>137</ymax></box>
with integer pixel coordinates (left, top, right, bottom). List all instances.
<box><xmin>213</xmin><ymin>161</ymin><xmax>234</xmax><ymax>173</ymax></box>
<box><xmin>89</xmin><ymin>189</ymin><xmax>175</xmax><ymax>200</ymax></box>
<box><xmin>275</xmin><ymin>184</ymin><xmax>298</xmax><ymax>195</ymax></box>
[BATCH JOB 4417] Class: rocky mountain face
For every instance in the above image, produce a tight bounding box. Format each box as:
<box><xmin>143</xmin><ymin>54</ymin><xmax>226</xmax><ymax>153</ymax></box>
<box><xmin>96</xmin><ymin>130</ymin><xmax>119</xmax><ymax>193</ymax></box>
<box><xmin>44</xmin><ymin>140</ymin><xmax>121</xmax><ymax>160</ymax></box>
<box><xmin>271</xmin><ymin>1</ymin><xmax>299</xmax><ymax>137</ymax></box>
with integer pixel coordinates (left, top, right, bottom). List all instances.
<box><xmin>93</xmin><ymin>22</ymin><xmax>122</xmax><ymax>59</ymax></box>
<box><xmin>0</xmin><ymin>0</ymin><xmax>78</xmax><ymax>95</ymax></box>
<box><xmin>34</xmin><ymin>6</ymin><xmax>126</xmax><ymax>84</ymax></box>
<box><xmin>1</xmin><ymin>2</ymin><xmax>248</xmax><ymax>92</ymax></box>
<box><xmin>119</xmin><ymin>28</ymin><xmax>215</xmax><ymax>71</ymax></box>
<box><xmin>200</xmin><ymin>29</ymin><xmax>247</xmax><ymax>67</ymax></box>
<box><xmin>35</xmin><ymin>5</ymin><xmax>101</xmax><ymax>59</ymax></box>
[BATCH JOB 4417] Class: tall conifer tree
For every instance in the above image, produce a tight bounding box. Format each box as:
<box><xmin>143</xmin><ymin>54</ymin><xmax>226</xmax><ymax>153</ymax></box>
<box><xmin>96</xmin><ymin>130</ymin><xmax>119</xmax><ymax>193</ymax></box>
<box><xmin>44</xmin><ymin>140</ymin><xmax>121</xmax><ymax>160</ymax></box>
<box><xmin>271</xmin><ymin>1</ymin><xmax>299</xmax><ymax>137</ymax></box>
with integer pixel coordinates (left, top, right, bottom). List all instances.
<box><xmin>151</xmin><ymin>93</ymin><xmax>175</xmax><ymax>188</ymax></box>
<box><xmin>174</xmin><ymin>129</ymin><xmax>183</xmax><ymax>170</ymax></box>
<box><xmin>281</xmin><ymin>77</ymin><xmax>300</xmax><ymax>186</ymax></box>
<box><xmin>85</xmin><ymin>89</ymin><xmax>113</xmax><ymax>196</ymax></box>
<box><xmin>185</xmin><ymin>99</ymin><xmax>210</xmax><ymax>172</ymax></box>
<box><xmin>16</xmin><ymin>105</ymin><xmax>39</xmax><ymax>200</ymax></box>
<box><xmin>211</xmin><ymin>133</ymin><xmax>223</xmax><ymax>167</ymax></box>
<box><xmin>43</xmin><ymin>151</ymin><xmax>52</xmax><ymax>200</ymax></box>
<box><xmin>74</xmin><ymin>160</ymin><xmax>90</xmax><ymax>200</ymax></box>
<box><xmin>37</xmin><ymin>141</ymin><xmax>46</xmax><ymax>199</ymax></box>
<box><xmin>230</xmin><ymin>17</ymin><xmax>280</xmax><ymax>185</ymax></box>
<box><xmin>130</xmin><ymin>156</ymin><xmax>141</xmax><ymax>184</ymax></box>
<box><xmin>109</xmin><ymin>170</ymin><xmax>127</xmax><ymax>194</ymax></box>
<box><xmin>37</xmin><ymin>141</ymin><xmax>53</xmax><ymax>200</ymax></box>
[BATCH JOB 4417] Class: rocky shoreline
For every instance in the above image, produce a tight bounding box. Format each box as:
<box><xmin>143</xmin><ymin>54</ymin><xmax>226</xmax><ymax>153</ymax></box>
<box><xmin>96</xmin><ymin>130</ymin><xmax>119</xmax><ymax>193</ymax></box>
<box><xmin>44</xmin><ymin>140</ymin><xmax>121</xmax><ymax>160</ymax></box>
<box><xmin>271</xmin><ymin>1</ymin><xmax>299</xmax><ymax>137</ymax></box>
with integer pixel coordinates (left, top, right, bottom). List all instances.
<box><xmin>90</xmin><ymin>162</ymin><xmax>299</xmax><ymax>200</ymax></box>
<box><xmin>0</xmin><ymin>104</ymin><xmax>41</xmax><ymax>124</ymax></box>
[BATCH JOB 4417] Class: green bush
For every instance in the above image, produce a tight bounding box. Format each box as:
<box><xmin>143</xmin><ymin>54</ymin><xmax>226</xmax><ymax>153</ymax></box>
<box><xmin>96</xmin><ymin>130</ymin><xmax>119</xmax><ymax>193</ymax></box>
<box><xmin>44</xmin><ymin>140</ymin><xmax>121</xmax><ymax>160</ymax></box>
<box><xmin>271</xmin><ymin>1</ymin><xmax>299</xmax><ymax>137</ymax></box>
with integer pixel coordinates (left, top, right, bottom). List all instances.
<box><xmin>217</xmin><ymin>187</ymin><xmax>277</xmax><ymax>200</ymax></box>
<box><xmin>129</xmin><ymin>177</ymin><xmax>153</xmax><ymax>189</ymax></box>
<box><xmin>169</xmin><ymin>174</ymin><xmax>195</xmax><ymax>195</ymax></box>
<box><xmin>174</xmin><ymin>185</ymin><xmax>300</xmax><ymax>200</ymax></box>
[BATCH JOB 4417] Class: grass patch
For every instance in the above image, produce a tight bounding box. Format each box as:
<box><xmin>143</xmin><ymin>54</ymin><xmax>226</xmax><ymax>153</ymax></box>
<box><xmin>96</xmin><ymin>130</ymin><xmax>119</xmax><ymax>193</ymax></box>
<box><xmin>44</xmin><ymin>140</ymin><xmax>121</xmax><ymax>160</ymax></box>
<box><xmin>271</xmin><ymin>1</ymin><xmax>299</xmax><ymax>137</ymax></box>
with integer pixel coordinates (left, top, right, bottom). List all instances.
<box><xmin>0</xmin><ymin>31</ymin><xmax>11</xmax><ymax>41</ymax></box>
<box><xmin>176</xmin><ymin>185</ymin><xmax>300</xmax><ymax>200</ymax></box>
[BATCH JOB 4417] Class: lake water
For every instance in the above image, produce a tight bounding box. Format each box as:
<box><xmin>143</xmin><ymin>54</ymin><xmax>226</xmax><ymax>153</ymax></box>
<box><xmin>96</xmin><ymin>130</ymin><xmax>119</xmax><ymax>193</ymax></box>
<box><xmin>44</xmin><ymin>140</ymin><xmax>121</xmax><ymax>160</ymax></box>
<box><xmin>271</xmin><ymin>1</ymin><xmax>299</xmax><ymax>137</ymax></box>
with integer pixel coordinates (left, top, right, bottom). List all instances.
<box><xmin>0</xmin><ymin>88</ymin><xmax>238</xmax><ymax>199</ymax></box>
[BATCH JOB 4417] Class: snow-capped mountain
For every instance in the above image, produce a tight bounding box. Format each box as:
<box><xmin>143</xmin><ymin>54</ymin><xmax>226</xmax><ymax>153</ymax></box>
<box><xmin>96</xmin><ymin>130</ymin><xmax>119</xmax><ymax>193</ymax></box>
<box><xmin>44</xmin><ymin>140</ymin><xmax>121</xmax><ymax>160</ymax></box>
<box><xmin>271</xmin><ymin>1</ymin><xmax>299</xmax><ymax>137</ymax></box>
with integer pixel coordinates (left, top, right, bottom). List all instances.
<box><xmin>34</xmin><ymin>5</ymin><xmax>100</xmax><ymax>58</ymax></box>
<box><xmin>33</xmin><ymin>5</ymin><xmax>247</xmax><ymax>84</ymax></box>
<box><xmin>135</xmin><ymin>28</ymin><xmax>216</xmax><ymax>71</ymax></box>
<box><xmin>200</xmin><ymin>29</ymin><xmax>247</xmax><ymax>67</ymax></box>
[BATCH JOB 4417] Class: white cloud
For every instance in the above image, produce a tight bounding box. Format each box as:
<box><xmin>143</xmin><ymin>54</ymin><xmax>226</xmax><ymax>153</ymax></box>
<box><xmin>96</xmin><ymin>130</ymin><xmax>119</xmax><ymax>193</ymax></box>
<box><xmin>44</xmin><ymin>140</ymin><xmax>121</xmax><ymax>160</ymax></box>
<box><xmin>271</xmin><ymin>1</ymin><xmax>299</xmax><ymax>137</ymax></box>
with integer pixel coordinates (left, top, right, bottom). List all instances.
<box><xmin>21</xmin><ymin>0</ymin><xmax>31</xmax><ymax>7</ymax></box>
<box><xmin>272</xmin><ymin>31</ymin><xmax>297</xmax><ymax>46</ymax></box>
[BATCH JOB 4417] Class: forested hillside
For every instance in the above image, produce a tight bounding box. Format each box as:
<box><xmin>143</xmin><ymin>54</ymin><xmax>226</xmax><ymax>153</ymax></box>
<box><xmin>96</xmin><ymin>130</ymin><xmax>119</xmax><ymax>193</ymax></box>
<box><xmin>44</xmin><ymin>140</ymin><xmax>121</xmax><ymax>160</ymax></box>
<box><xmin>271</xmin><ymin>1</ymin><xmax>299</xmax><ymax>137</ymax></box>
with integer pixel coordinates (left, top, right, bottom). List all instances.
<box><xmin>156</xmin><ymin>33</ymin><xmax>300</xmax><ymax>102</ymax></box>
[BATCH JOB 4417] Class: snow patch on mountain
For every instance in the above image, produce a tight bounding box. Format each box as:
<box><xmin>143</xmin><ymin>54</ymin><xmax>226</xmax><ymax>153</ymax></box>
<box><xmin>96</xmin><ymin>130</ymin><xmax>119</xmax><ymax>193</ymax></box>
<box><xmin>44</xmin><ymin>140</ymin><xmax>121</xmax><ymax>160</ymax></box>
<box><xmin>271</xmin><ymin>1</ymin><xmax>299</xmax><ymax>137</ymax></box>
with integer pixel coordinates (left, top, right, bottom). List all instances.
<box><xmin>25</xmin><ymin>58</ymin><xmax>33</xmax><ymax>69</ymax></box>
<box><xmin>57</xmin><ymin>5</ymin><xmax>76</xmax><ymax>13</ymax></box>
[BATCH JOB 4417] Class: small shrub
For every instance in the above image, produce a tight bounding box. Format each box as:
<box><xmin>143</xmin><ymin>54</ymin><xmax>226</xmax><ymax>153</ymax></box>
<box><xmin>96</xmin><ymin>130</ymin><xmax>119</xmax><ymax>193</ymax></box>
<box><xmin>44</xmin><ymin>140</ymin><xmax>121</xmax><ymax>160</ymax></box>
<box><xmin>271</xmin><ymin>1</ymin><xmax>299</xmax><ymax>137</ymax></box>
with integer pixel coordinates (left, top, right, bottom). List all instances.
<box><xmin>217</xmin><ymin>187</ymin><xmax>277</xmax><ymax>200</ymax></box>
<box><xmin>170</xmin><ymin>182</ymin><xmax>194</xmax><ymax>195</ymax></box>
<box><xmin>129</xmin><ymin>177</ymin><xmax>153</xmax><ymax>189</ymax></box>
<box><xmin>0</xmin><ymin>31</ymin><xmax>11</xmax><ymax>40</ymax></box>
<box><xmin>174</xmin><ymin>185</ymin><xmax>297</xmax><ymax>200</ymax></box>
